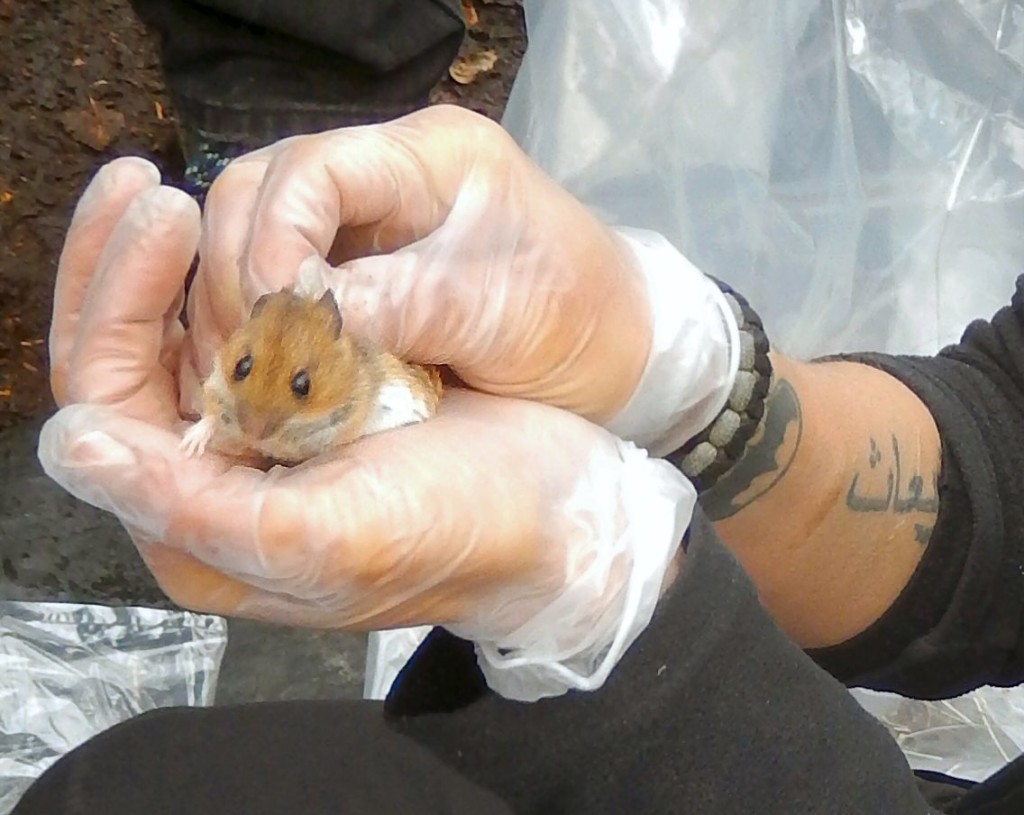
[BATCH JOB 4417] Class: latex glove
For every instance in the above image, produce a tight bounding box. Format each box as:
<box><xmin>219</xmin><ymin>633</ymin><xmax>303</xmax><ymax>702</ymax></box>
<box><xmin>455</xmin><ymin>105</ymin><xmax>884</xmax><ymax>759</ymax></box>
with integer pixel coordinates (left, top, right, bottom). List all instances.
<box><xmin>39</xmin><ymin>157</ymin><xmax>696</xmax><ymax>701</ymax></box>
<box><xmin>187</xmin><ymin>104</ymin><xmax>738</xmax><ymax>455</ymax></box>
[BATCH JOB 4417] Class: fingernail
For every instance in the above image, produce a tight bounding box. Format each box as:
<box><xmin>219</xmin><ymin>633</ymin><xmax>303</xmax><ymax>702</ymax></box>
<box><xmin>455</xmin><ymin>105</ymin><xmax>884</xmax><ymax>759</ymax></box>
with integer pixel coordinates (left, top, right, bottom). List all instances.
<box><xmin>137</xmin><ymin>184</ymin><xmax>197</xmax><ymax>215</ymax></box>
<box><xmin>67</xmin><ymin>429</ymin><xmax>137</xmax><ymax>469</ymax></box>
<box><xmin>294</xmin><ymin>255</ymin><xmax>331</xmax><ymax>297</ymax></box>
<box><xmin>78</xmin><ymin>158</ymin><xmax>160</xmax><ymax>209</ymax></box>
<box><xmin>125</xmin><ymin>186</ymin><xmax>201</xmax><ymax>236</ymax></box>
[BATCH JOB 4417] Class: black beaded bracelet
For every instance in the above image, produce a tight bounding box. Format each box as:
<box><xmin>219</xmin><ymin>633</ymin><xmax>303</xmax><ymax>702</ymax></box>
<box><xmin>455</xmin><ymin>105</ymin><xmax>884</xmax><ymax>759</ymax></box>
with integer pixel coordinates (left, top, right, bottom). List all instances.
<box><xmin>665</xmin><ymin>279</ymin><xmax>772</xmax><ymax>493</ymax></box>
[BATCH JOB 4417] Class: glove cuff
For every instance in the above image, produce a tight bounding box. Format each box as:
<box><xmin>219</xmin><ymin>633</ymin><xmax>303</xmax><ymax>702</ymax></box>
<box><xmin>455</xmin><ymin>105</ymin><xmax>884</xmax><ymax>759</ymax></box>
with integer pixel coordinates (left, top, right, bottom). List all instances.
<box><xmin>604</xmin><ymin>228</ymin><xmax>740</xmax><ymax>457</ymax></box>
<box><xmin>458</xmin><ymin>449</ymin><xmax>695</xmax><ymax>702</ymax></box>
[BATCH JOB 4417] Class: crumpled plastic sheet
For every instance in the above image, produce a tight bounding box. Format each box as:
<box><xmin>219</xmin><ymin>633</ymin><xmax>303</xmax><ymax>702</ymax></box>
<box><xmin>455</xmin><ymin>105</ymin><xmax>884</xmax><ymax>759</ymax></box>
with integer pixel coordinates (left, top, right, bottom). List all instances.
<box><xmin>364</xmin><ymin>626</ymin><xmax>431</xmax><ymax>701</ymax></box>
<box><xmin>854</xmin><ymin>686</ymin><xmax>1024</xmax><ymax>782</ymax></box>
<box><xmin>0</xmin><ymin>601</ymin><xmax>228</xmax><ymax>814</ymax></box>
<box><xmin>503</xmin><ymin>0</ymin><xmax>1024</xmax><ymax>359</ymax></box>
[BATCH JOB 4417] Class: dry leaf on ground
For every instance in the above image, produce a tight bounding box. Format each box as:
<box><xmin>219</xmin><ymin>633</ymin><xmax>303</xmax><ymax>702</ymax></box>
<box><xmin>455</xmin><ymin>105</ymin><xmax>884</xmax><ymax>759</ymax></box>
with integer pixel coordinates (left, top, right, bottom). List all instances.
<box><xmin>450</xmin><ymin>48</ymin><xmax>498</xmax><ymax>84</ymax></box>
<box><xmin>60</xmin><ymin>98</ymin><xmax>125</xmax><ymax>151</ymax></box>
<box><xmin>461</xmin><ymin>0</ymin><xmax>479</xmax><ymax>26</ymax></box>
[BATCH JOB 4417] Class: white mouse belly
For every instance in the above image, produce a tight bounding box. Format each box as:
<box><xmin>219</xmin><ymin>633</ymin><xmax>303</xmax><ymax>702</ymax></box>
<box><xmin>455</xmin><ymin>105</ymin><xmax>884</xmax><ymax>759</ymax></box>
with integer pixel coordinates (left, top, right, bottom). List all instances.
<box><xmin>361</xmin><ymin>380</ymin><xmax>432</xmax><ymax>437</ymax></box>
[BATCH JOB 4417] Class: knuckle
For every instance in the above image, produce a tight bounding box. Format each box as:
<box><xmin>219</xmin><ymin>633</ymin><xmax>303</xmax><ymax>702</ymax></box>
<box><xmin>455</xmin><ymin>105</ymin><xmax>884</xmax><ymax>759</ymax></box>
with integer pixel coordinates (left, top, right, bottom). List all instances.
<box><xmin>144</xmin><ymin>555</ymin><xmax>210</xmax><ymax>610</ymax></box>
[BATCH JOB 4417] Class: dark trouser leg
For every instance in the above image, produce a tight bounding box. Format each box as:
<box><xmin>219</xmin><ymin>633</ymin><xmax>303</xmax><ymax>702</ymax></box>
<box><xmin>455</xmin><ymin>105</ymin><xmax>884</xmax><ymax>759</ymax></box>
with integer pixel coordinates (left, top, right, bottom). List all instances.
<box><xmin>129</xmin><ymin>0</ymin><xmax>465</xmax><ymax>194</ymax></box>
<box><xmin>12</xmin><ymin>701</ymin><xmax>512</xmax><ymax>815</ymax></box>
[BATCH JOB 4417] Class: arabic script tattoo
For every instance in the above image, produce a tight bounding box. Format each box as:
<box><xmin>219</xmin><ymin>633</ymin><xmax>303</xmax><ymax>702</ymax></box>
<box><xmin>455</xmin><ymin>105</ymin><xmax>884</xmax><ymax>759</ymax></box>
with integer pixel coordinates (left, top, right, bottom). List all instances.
<box><xmin>846</xmin><ymin>435</ymin><xmax>939</xmax><ymax>544</ymax></box>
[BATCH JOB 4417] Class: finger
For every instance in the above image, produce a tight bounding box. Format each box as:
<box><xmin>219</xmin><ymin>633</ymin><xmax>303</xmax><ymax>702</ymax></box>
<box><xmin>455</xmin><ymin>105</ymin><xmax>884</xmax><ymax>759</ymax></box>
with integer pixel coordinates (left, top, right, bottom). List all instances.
<box><xmin>37</xmin><ymin>402</ymin><xmax>330</xmax><ymax>583</ymax></box>
<box><xmin>38</xmin><ymin>394</ymin><xmax>536</xmax><ymax>621</ymax></box>
<box><xmin>179</xmin><ymin>160</ymin><xmax>270</xmax><ymax>415</ymax></box>
<box><xmin>132</xmin><ymin>537</ymin><xmax>253</xmax><ymax>617</ymax></box>
<box><xmin>235</xmin><ymin>106</ymin><xmax>482</xmax><ymax>308</ymax></box>
<box><xmin>196</xmin><ymin>158</ymin><xmax>272</xmax><ymax>334</ymax></box>
<box><xmin>133</xmin><ymin>523</ymin><xmax>360</xmax><ymax>627</ymax></box>
<box><xmin>327</xmin><ymin>249</ymin><xmax>449</xmax><ymax>361</ymax></box>
<box><xmin>37</xmin><ymin>403</ymin><xmax>377</xmax><ymax>625</ymax></box>
<box><xmin>133</xmin><ymin>539</ymin><xmax>419</xmax><ymax>630</ymax></box>
<box><xmin>67</xmin><ymin>186</ymin><xmax>200</xmax><ymax>423</ymax></box>
<box><xmin>51</xmin><ymin>157</ymin><xmax>162</xmax><ymax>406</ymax></box>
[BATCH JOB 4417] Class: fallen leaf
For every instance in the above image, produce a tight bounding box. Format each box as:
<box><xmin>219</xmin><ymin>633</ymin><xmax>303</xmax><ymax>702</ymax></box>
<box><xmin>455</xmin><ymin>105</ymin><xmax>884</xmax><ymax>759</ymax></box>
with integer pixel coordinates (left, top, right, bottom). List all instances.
<box><xmin>449</xmin><ymin>48</ymin><xmax>498</xmax><ymax>85</ymax></box>
<box><xmin>60</xmin><ymin>98</ymin><xmax>125</xmax><ymax>151</ymax></box>
<box><xmin>460</xmin><ymin>0</ymin><xmax>479</xmax><ymax>26</ymax></box>
<box><xmin>72</xmin><ymin>56</ymin><xmax>85</xmax><ymax>67</ymax></box>
<box><xmin>0</xmin><ymin>191</ymin><xmax>12</xmax><ymax>204</ymax></box>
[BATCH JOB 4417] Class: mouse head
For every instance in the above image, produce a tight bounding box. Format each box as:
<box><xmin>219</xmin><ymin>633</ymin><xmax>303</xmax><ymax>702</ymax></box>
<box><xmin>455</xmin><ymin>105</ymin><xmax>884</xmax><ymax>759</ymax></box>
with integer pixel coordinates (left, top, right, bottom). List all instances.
<box><xmin>215</xmin><ymin>289</ymin><xmax>363</xmax><ymax>447</ymax></box>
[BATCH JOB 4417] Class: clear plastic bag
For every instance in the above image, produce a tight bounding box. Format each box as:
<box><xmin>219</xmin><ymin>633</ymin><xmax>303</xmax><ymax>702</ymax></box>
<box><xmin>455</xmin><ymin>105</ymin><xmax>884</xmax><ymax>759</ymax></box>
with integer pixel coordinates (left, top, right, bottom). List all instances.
<box><xmin>855</xmin><ymin>686</ymin><xmax>1024</xmax><ymax>782</ymax></box>
<box><xmin>364</xmin><ymin>626</ymin><xmax>432</xmax><ymax>700</ymax></box>
<box><xmin>0</xmin><ymin>601</ymin><xmax>228</xmax><ymax>813</ymax></box>
<box><xmin>503</xmin><ymin>0</ymin><xmax>1024</xmax><ymax>359</ymax></box>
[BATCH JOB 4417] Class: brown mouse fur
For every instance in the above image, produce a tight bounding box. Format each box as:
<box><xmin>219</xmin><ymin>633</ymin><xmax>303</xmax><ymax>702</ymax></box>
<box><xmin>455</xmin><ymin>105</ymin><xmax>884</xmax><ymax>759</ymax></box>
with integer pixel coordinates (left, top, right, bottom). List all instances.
<box><xmin>181</xmin><ymin>289</ymin><xmax>443</xmax><ymax>465</ymax></box>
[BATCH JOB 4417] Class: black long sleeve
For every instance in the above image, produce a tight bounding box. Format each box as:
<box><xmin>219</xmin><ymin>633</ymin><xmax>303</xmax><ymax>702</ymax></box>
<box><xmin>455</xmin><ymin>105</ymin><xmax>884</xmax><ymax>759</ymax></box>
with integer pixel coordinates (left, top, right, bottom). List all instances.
<box><xmin>387</xmin><ymin>513</ymin><xmax>938</xmax><ymax>814</ymax></box>
<box><xmin>812</xmin><ymin>276</ymin><xmax>1024</xmax><ymax>698</ymax></box>
<box><xmin>130</xmin><ymin>0</ymin><xmax>464</xmax><ymax>145</ymax></box>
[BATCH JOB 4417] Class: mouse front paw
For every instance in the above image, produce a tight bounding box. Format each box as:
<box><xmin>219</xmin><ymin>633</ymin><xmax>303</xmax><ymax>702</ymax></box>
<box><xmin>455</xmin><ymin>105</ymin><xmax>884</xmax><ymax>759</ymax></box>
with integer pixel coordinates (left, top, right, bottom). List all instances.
<box><xmin>180</xmin><ymin>417</ymin><xmax>215</xmax><ymax>458</ymax></box>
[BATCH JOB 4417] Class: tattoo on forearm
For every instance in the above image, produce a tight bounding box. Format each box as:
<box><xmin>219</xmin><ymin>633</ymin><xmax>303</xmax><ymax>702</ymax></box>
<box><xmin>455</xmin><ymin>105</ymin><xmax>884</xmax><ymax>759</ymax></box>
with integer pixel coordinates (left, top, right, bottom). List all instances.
<box><xmin>700</xmin><ymin>378</ymin><xmax>802</xmax><ymax>521</ymax></box>
<box><xmin>846</xmin><ymin>434</ymin><xmax>939</xmax><ymax>544</ymax></box>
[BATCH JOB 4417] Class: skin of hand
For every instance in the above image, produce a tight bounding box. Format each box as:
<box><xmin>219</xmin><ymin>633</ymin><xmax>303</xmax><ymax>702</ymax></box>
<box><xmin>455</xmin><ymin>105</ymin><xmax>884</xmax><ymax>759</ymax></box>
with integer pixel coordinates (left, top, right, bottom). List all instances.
<box><xmin>704</xmin><ymin>353</ymin><xmax>943</xmax><ymax>649</ymax></box>
<box><xmin>40</xmin><ymin>157</ymin><xmax>688</xmax><ymax>638</ymax></box>
<box><xmin>179</xmin><ymin>104</ymin><xmax>654</xmax><ymax>426</ymax></box>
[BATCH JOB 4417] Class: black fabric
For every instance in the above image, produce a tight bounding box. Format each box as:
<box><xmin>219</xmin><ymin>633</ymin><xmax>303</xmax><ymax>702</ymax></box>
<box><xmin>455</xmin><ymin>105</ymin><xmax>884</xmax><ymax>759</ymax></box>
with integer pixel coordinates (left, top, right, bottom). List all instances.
<box><xmin>130</xmin><ymin>0</ymin><xmax>465</xmax><ymax>145</ymax></box>
<box><xmin>15</xmin><ymin>515</ymin><xmax>945</xmax><ymax>815</ymax></box>
<box><xmin>810</xmin><ymin>277</ymin><xmax>1024</xmax><ymax>699</ymax></box>
<box><xmin>386</xmin><ymin>513</ymin><xmax>937</xmax><ymax>814</ymax></box>
<box><xmin>11</xmin><ymin>701</ymin><xmax>512</xmax><ymax>815</ymax></box>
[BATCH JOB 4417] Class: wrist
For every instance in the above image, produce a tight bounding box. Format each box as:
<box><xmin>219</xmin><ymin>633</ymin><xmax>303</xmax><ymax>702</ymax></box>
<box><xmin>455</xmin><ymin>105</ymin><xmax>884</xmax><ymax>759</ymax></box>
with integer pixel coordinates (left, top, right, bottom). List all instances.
<box><xmin>666</xmin><ymin>280</ymin><xmax>774</xmax><ymax>493</ymax></box>
<box><xmin>568</xmin><ymin>225</ymin><xmax>655</xmax><ymax>422</ymax></box>
<box><xmin>707</xmin><ymin>356</ymin><xmax>941</xmax><ymax>647</ymax></box>
<box><xmin>604</xmin><ymin>228</ymin><xmax>740</xmax><ymax>455</ymax></box>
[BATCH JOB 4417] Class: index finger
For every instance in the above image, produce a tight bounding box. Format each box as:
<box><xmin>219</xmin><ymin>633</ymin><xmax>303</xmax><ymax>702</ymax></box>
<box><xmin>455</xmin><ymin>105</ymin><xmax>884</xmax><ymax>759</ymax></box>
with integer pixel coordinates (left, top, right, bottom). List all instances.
<box><xmin>220</xmin><ymin>105</ymin><xmax>484</xmax><ymax>310</ymax></box>
<box><xmin>67</xmin><ymin>185</ymin><xmax>201</xmax><ymax>424</ymax></box>
<box><xmin>50</xmin><ymin>158</ymin><xmax>162</xmax><ymax>406</ymax></box>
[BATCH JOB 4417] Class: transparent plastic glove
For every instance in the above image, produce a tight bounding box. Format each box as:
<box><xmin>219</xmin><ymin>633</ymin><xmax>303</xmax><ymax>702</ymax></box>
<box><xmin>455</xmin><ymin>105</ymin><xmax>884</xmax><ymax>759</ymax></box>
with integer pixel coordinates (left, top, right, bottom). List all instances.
<box><xmin>39</xmin><ymin>157</ymin><xmax>696</xmax><ymax>701</ymax></box>
<box><xmin>188</xmin><ymin>104</ymin><xmax>737</xmax><ymax>451</ymax></box>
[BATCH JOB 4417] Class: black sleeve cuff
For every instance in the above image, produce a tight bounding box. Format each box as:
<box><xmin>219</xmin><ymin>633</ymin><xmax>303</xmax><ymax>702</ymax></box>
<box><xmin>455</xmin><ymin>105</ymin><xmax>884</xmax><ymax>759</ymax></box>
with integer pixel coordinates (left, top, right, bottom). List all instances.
<box><xmin>809</xmin><ymin>349</ymin><xmax>1024</xmax><ymax>699</ymax></box>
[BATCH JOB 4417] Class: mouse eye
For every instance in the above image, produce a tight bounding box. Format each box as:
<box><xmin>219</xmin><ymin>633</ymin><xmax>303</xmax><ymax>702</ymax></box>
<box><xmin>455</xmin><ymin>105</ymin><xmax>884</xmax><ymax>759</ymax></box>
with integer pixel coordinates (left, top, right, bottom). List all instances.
<box><xmin>233</xmin><ymin>353</ymin><xmax>253</xmax><ymax>381</ymax></box>
<box><xmin>291</xmin><ymin>370</ymin><xmax>311</xmax><ymax>398</ymax></box>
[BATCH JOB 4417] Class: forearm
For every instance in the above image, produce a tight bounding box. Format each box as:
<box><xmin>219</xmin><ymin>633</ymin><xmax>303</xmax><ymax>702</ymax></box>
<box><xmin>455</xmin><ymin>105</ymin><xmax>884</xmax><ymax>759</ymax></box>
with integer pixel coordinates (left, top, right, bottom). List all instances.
<box><xmin>705</xmin><ymin>353</ymin><xmax>942</xmax><ymax>649</ymax></box>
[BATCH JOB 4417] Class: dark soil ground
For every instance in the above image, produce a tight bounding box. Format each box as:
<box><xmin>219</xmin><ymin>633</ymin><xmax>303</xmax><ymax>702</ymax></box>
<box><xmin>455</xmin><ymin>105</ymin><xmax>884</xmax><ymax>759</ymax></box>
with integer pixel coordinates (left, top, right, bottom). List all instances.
<box><xmin>0</xmin><ymin>0</ymin><xmax>525</xmax><ymax>431</ymax></box>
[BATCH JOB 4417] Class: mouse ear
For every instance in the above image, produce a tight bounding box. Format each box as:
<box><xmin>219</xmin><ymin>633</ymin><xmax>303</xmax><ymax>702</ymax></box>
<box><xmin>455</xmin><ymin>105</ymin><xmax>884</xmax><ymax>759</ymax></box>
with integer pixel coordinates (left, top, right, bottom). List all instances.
<box><xmin>318</xmin><ymin>290</ymin><xmax>343</xmax><ymax>338</ymax></box>
<box><xmin>250</xmin><ymin>293</ymin><xmax>274</xmax><ymax>319</ymax></box>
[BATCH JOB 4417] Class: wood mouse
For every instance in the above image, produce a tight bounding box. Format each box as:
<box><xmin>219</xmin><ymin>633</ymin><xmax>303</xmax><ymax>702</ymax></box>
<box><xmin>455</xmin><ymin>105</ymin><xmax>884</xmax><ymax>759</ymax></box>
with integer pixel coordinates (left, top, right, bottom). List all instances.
<box><xmin>180</xmin><ymin>288</ymin><xmax>444</xmax><ymax>466</ymax></box>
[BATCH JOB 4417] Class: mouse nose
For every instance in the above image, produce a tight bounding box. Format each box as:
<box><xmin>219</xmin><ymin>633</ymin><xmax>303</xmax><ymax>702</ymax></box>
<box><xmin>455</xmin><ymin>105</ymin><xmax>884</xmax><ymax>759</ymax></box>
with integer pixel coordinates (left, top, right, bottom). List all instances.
<box><xmin>238</xmin><ymin>408</ymin><xmax>281</xmax><ymax>440</ymax></box>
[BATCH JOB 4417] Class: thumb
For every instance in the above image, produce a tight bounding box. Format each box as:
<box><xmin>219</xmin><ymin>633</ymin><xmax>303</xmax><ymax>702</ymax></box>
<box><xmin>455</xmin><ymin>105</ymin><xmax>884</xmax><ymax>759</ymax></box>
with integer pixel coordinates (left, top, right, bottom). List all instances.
<box><xmin>324</xmin><ymin>247</ymin><xmax>471</xmax><ymax>366</ymax></box>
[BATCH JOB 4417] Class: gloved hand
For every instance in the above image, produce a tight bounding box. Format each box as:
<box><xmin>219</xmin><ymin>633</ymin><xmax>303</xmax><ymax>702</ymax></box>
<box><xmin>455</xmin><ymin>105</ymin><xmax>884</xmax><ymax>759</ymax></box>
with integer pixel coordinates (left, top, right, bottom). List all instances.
<box><xmin>187</xmin><ymin>104</ymin><xmax>738</xmax><ymax>454</ymax></box>
<box><xmin>39</xmin><ymin>157</ymin><xmax>696</xmax><ymax>701</ymax></box>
